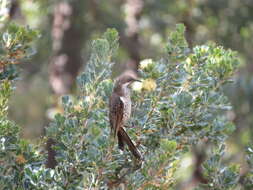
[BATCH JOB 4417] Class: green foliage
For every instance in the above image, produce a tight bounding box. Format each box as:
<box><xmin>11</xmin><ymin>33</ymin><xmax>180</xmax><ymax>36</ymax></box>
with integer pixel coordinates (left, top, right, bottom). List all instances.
<box><xmin>0</xmin><ymin>23</ymin><xmax>39</xmax><ymax>80</ymax></box>
<box><xmin>2</xmin><ymin>24</ymin><xmax>249</xmax><ymax>189</ymax></box>
<box><xmin>199</xmin><ymin>144</ymin><xmax>240</xmax><ymax>189</ymax></box>
<box><xmin>0</xmin><ymin>80</ymin><xmax>11</xmax><ymax>116</ymax></box>
<box><xmin>166</xmin><ymin>24</ymin><xmax>189</xmax><ymax>61</ymax></box>
<box><xmin>35</xmin><ymin>29</ymin><xmax>120</xmax><ymax>189</ymax></box>
<box><xmin>0</xmin><ymin>23</ymin><xmax>41</xmax><ymax>189</ymax></box>
<box><xmin>37</xmin><ymin>25</ymin><xmax>239</xmax><ymax>189</ymax></box>
<box><xmin>240</xmin><ymin>146</ymin><xmax>253</xmax><ymax>189</ymax></box>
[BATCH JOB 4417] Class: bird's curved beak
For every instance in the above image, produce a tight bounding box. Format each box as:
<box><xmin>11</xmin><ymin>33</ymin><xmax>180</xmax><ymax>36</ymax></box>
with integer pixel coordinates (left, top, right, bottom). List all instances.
<box><xmin>134</xmin><ymin>79</ymin><xmax>142</xmax><ymax>82</ymax></box>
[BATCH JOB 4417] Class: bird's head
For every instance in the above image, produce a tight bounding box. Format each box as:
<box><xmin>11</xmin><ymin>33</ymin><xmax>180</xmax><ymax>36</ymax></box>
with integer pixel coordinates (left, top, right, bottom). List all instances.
<box><xmin>115</xmin><ymin>70</ymin><xmax>141</xmax><ymax>88</ymax></box>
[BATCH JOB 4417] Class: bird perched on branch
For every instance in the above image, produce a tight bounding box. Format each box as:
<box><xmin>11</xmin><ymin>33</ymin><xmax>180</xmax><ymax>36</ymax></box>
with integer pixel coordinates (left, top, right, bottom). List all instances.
<box><xmin>109</xmin><ymin>70</ymin><xmax>142</xmax><ymax>160</ymax></box>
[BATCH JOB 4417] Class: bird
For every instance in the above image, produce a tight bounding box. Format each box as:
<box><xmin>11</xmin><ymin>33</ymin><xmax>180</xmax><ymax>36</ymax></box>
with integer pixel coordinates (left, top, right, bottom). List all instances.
<box><xmin>109</xmin><ymin>70</ymin><xmax>142</xmax><ymax>160</ymax></box>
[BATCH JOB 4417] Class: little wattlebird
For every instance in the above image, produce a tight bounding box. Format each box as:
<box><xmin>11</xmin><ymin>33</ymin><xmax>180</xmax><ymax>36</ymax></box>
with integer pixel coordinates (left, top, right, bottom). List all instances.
<box><xmin>109</xmin><ymin>70</ymin><xmax>142</xmax><ymax>160</ymax></box>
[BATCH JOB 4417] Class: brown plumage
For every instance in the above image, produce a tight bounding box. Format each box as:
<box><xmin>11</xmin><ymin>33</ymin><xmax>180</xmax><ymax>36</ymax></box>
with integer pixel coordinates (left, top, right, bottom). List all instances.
<box><xmin>109</xmin><ymin>70</ymin><xmax>142</xmax><ymax>160</ymax></box>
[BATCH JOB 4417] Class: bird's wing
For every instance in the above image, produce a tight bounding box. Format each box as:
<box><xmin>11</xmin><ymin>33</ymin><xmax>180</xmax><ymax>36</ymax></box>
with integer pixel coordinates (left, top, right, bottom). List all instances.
<box><xmin>109</xmin><ymin>94</ymin><xmax>124</xmax><ymax>138</ymax></box>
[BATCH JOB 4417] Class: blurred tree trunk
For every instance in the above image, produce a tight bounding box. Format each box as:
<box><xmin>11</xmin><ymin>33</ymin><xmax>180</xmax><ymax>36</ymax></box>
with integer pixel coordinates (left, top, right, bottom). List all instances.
<box><xmin>47</xmin><ymin>0</ymin><xmax>86</xmax><ymax>169</ymax></box>
<box><xmin>49</xmin><ymin>1</ymin><xmax>86</xmax><ymax>95</ymax></box>
<box><xmin>122</xmin><ymin>0</ymin><xmax>143</xmax><ymax>72</ymax></box>
<box><xmin>179</xmin><ymin>145</ymin><xmax>208</xmax><ymax>190</ymax></box>
<box><xmin>8</xmin><ymin>0</ymin><xmax>23</xmax><ymax>21</ymax></box>
<box><xmin>9</xmin><ymin>0</ymin><xmax>19</xmax><ymax>19</ymax></box>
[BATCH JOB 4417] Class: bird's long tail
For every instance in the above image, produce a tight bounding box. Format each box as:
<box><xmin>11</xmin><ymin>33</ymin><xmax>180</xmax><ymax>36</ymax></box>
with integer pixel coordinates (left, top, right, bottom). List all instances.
<box><xmin>117</xmin><ymin>127</ymin><xmax>142</xmax><ymax>160</ymax></box>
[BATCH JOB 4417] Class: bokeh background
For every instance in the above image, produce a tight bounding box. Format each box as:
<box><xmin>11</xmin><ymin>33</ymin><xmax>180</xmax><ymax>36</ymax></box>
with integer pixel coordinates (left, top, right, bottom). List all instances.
<box><xmin>5</xmin><ymin>0</ymin><xmax>253</xmax><ymax>158</ymax></box>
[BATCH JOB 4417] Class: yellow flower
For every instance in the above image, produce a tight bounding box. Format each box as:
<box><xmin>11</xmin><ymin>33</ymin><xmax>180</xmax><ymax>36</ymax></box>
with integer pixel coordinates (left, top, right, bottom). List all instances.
<box><xmin>16</xmin><ymin>154</ymin><xmax>27</xmax><ymax>164</ymax></box>
<box><xmin>186</xmin><ymin>57</ymin><xmax>192</xmax><ymax>65</ymax></box>
<box><xmin>140</xmin><ymin>59</ymin><xmax>153</xmax><ymax>70</ymax></box>
<box><xmin>74</xmin><ymin>102</ymin><xmax>82</xmax><ymax>111</ymax></box>
<box><xmin>142</xmin><ymin>79</ymin><xmax>157</xmax><ymax>91</ymax></box>
<box><xmin>131</xmin><ymin>81</ymin><xmax>143</xmax><ymax>92</ymax></box>
<box><xmin>46</xmin><ymin>107</ymin><xmax>64</xmax><ymax>120</ymax></box>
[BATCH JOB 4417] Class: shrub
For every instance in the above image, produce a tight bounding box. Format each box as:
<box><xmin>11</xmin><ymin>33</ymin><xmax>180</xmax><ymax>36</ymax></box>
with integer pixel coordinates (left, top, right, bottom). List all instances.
<box><xmin>2</xmin><ymin>24</ymin><xmax>252</xmax><ymax>189</ymax></box>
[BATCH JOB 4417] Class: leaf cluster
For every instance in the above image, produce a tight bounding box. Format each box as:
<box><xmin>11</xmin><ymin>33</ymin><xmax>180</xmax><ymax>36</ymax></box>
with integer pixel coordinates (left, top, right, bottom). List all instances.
<box><xmin>1</xmin><ymin>24</ymin><xmax>250</xmax><ymax>189</ymax></box>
